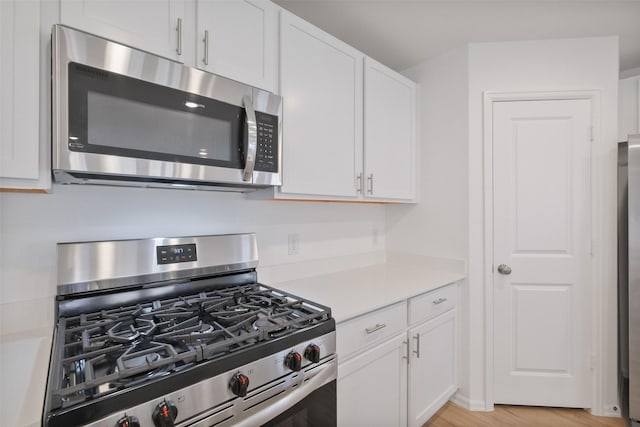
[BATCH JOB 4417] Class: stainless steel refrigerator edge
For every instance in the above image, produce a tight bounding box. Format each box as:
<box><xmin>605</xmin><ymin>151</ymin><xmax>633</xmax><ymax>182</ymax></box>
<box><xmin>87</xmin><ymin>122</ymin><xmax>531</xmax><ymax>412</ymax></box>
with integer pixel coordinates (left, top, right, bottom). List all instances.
<box><xmin>619</xmin><ymin>134</ymin><xmax>640</xmax><ymax>426</ymax></box>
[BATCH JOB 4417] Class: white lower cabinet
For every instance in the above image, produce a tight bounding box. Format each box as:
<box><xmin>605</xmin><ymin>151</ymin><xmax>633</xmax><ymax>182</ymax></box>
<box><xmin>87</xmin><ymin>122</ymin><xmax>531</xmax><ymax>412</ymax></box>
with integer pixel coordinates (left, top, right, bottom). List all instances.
<box><xmin>338</xmin><ymin>334</ymin><xmax>408</xmax><ymax>427</ymax></box>
<box><xmin>336</xmin><ymin>282</ymin><xmax>458</xmax><ymax>427</ymax></box>
<box><xmin>407</xmin><ymin>309</ymin><xmax>457</xmax><ymax>427</ymax></box>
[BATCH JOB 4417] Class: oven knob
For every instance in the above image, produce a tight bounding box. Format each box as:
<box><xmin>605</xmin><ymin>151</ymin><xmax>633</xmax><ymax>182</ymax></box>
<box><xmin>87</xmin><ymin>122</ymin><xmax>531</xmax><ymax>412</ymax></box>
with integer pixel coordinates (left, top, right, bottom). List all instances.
<box><xmin>152</xmin><ymin>400</ymin><xmax>178</xmax><ymax>427</ymax></box>
<box><xmin>285</xmin><ymin>351</ymin><xmax>303</xmax><ymax>372</ymax></box>
<box><xmin>304</xmin><ymin>343</ymin><xmax>321</xmax><ymax>363</ymax></box>
<box><xmin>230</xmin><ymin>372</ymin><xmax>250</xmax><ymax>397</ymax></box>
<box><xmin>116</xmin><ymin>414</ymin><xmax>140</xmax><ymax>427</ymax></box>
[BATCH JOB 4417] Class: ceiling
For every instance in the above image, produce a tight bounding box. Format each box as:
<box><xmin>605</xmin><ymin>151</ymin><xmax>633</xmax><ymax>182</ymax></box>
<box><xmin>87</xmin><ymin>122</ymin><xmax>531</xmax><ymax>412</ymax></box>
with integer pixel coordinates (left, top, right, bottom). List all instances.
<box><xmin>273</xmin><ymin>0</ymin><xmax>640</xmax><ymax>74</ymax></box>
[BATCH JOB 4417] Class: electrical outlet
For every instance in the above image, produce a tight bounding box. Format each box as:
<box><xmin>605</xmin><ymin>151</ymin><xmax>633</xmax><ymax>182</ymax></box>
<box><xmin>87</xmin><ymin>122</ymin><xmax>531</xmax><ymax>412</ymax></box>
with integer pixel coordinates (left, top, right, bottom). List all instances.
<box><xmin>288</xmin><ymin>233</ymin><xmax>299</xmax><ymax>255</ymax></box>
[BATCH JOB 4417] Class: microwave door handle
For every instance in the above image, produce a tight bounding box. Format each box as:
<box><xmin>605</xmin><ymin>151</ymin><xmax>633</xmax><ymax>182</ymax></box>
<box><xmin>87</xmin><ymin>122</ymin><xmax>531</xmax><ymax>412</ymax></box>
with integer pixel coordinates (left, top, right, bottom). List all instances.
<box><xmin>242</xmin><ymin>95</ymin><xmax>258</xmax><ymax>182</ymax></box>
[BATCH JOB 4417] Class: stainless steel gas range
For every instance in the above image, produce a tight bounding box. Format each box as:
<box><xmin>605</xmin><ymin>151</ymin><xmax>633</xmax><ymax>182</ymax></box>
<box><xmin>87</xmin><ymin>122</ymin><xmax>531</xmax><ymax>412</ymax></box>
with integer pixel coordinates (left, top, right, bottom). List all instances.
<box><xmin>42</xmin><ymin>233</ymin><xmax>337</xmax><ymax>427</ymax></box>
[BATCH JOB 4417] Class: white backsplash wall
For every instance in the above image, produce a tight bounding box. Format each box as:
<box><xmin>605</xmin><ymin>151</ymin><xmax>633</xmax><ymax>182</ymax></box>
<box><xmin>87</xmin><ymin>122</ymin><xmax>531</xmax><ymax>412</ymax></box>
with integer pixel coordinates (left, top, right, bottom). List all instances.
<box><xmin>0</xmin><ymin>184</ymin><xmax>386</xmax><ymax>335</ymax></box>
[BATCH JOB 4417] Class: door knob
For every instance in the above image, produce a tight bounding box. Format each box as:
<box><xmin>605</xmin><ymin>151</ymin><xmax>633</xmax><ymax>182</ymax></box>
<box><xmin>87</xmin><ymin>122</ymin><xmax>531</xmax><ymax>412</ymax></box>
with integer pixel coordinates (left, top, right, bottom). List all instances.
<box><xmin>497</xmin><ymin>264</ymin><xmax>512</xmax><ymax>275</ymax></box>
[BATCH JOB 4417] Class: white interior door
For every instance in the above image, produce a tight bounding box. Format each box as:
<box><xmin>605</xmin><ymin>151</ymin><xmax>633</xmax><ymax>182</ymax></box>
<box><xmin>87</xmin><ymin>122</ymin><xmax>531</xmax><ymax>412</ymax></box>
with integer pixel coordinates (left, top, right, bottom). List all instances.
<box><xmin>492</xmin><ymin>98</ymin><xmax>592</xmax><ymax>407</ymax></box>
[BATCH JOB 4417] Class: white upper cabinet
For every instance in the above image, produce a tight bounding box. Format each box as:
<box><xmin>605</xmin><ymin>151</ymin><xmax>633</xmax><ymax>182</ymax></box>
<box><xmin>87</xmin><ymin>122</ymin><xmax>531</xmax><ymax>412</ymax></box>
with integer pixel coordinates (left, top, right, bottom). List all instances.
<box><xmin>60</xmin><ymin>0</ymin><xmax>278</xmax><ymax>91</ymax></box>
<box><xmin>60</xmin><ymin>0</ymin><xmax>185</xmax><ymax>62</ymax></box>
<box><xmin>364</xmin><ymin>57</ymin><xmax>418</xmax><ymax>201</ymax></box>
<box><xmin>279</xmin><ymin>11</ymin><xmax>363</xmax><ymax>198</ymax></box>
<box><xmin>619</xmin><ymin>76</ymin><xmax>640</xmax><ymax>141</ymax></box>
<box><xmin>196</xmin><ymin>0</ymin><xmax>278</xmax><ymax>93</ymax></box>
<box><xmin>251</xmin><ymin>13</ymin><xmax>418</xmax><ymax>203</ymax></box>
<box><xmin>0</xmin><ymin>0</ymin><xmax>45</xmax><ymax>190</ymax></box>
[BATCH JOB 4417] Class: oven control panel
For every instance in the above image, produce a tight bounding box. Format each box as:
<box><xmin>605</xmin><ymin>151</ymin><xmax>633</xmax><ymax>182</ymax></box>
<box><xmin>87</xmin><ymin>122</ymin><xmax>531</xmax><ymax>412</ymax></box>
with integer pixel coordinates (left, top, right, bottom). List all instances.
<box><xmin>156</xmin><ymin>244</ymin><xmax>197</xmax><ymax>265</ymax></box>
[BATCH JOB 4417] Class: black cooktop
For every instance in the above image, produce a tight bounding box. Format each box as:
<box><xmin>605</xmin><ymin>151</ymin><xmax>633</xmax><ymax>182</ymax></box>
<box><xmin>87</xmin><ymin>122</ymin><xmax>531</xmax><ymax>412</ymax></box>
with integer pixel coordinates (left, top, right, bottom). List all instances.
<box><xmin>50</xmin><ymin>282</ymin><xmax>331</xmax><ymax>409</ymax></box>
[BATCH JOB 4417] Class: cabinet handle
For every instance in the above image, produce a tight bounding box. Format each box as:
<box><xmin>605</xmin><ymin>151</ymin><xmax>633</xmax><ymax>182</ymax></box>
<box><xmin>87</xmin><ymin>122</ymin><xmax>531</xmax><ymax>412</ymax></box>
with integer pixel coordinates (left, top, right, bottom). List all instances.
<box><xmin>367</xmin><ymin>174</ymin><xmax>374</xmax><ymax>194</ymax></box>
<box><xmin>433</xmin><ymin>297</ymin><xmax>447</xmax><ymax>305</ymax></box>
<box><xmin>413</xmin><ymin>333</ymin><xmax>421</xmax><ymax>358</ymax></box>
<box><xmin>365</xmin><ymin>323</ymin><xmax>386</xmax><ymax>334</ymax></box>
<box><xmin>403</xmin><ymin>340</ymin><xmax>409</xmax><ymax>363</ymax></box>
<box><xmin>203</xmin><ymin>30</ymin><xmax>209</xmax><ymax>65</ymax></box>
<box><xmin>356</xmin><ymin>173</ymin><xmax>362</xmax><ymax>193</ymax></box>
<box><xmin>176</xmin><ymin>18</ymin><xmax>182</xmax><ymax>56</ymax></box>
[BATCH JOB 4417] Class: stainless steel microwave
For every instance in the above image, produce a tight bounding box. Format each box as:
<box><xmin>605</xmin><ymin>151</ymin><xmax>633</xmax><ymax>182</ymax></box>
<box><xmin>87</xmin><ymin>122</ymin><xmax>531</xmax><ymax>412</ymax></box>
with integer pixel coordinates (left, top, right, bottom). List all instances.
<box><xmin>52</xmin><ymin>25</ymin><xmax>282</xmax><ymax>191</ymax></box>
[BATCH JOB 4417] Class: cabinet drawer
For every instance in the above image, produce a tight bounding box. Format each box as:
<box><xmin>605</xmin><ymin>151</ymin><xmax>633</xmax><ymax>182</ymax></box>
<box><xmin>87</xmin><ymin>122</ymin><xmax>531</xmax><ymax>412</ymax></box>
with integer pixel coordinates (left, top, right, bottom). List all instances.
<box><xmin>337</xmin><ymin>302</ymin><xmax>407</xmax><ymax>359</ymax></box>
<box><xmin>408</xmin><ymin>283</ymin><xmax>457</xmax><ymax>325</ymax></box>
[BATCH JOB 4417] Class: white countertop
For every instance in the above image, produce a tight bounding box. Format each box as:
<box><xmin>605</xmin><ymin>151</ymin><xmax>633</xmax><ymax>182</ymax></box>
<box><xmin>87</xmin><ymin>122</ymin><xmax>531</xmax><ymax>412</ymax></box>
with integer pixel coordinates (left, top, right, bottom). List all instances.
<box><xmin>274</xmin><ymin>259</ymin><xmax>465</xmax><ymax>323</ymax></box>
<box><xmin>0</xmin><ymin>327</ymin><xmax>51</xmax><ymax>427</ymax></box>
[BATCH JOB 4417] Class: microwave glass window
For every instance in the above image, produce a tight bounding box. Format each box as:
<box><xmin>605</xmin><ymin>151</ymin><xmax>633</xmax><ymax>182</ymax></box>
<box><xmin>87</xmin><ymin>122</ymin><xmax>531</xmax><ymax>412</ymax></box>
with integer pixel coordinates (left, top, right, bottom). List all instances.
<box><xmin>68</xmin><ymin>62</ymin><xmax>246</xmax><ymax>169</ymax></box>
<box><xmin>87</xmin><ymin>92</ymin><xmax>234</xmax><ymax>162</ymax></box>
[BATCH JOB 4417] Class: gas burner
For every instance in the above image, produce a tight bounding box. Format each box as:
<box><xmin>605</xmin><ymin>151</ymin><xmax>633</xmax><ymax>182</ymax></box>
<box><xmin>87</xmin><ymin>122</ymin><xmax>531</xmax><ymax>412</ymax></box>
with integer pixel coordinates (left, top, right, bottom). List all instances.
<box><xmin>107</xmin><ymin>322</ymin><xmax>142</xmax><ymax>343</ymax></box>
<box><xmin>252</xmin><ymin>312</ymin><xmax>293</xmax><ymax>337</ymax></box>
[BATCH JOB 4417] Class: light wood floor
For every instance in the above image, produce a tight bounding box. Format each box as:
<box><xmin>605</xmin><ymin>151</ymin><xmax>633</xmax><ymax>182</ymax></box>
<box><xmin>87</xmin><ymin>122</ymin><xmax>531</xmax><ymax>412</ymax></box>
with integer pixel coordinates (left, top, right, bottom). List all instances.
<box><xmin>424</xmin><ymin>402</ymin><xmax>626</xmax><ymax>427</ymax></box>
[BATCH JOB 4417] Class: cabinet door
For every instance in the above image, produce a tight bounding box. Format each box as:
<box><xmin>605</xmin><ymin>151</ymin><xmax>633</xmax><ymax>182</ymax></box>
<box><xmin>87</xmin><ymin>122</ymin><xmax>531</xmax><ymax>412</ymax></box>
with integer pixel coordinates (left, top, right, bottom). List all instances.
<box><xmin>0</xmin><ymin>0</ymin><xmax>41</xmax><ymax>185</ymax></box>
<box><xmin>60</xmin><ymin>0</ymin><xmax>185</xmax><ymax>61</ymax></box>
<box><xmin>364</xmin><ymin>57</ymin><xmax>417</xmax><ymax>201</ymax></box>
<box><xmin>280</xmin><ymin>12</ymin><xmax>363</xmax><ymax>198</ymax></box>
<box><xmin>197</xmin><ymin>0</ymin><xmax>277</xmax><ymax>93</ymax></box>
<box><xmin>338</xmin><ymin>334</ymin><xmax>407</xmax><ymax>427</ymax></box>
<box><xmin>408</xmin><ymin>309</ymin><xmax>457</xmax><ymax>427</ymax></box>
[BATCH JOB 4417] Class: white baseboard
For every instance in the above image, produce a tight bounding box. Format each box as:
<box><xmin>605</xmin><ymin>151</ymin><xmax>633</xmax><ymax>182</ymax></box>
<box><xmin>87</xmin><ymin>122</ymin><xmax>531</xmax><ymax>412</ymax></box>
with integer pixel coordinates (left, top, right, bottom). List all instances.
<box><xmin>450</xmin><ymin>392</ymin><xmax>489</xmax><ymax>411</ymax></box>
<box><xmin>593</xmin><ymin>403</ymin><xmax>622</xmax><ymax>418</ymax></box>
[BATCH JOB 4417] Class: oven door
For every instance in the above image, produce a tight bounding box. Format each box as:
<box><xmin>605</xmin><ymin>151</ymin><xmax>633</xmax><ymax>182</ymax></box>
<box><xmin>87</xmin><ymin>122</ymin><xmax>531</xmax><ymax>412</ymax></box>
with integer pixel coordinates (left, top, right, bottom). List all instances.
<box><xmin>189</xmin><ymin>356</ymin><xmax>337</xmax><ymax>427</ymax></box>
<box><xmin>263</xmin><ymin>380</ymin><xmax>336</xmax><ymax>427</ymax></box>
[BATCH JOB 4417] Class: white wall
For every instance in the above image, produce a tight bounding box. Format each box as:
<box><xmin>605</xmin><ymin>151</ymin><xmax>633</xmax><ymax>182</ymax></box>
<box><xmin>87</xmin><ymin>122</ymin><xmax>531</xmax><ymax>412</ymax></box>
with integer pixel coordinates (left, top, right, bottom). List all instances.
<box><xmin>467</xmin><ymin>36</ymin><xmax>619</xmax><ymax>414</ymax></box>
<box><xmin>388</xmin><ymin>46</ymin><xmax>469</xmax><ymax>260</ymax></box>
<box><xmin>387</xmin><ymin>45</ymin><xmax>470</xmax><ymax>400</ymax></box>
<box><xmin>0</xmin><ymin>185</ymin><xmax>385</xmax><ymax>426</ymax></box>
<box><xmin>619</xmin><ymin>75</ymin><xmax>640</xmax><ymax>141</ymax></box>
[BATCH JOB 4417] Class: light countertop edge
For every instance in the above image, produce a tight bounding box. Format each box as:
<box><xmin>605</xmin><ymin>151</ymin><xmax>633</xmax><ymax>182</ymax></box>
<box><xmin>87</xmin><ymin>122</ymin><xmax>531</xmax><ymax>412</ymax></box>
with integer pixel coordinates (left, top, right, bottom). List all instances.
<box><xmin>272</xmin><ymin>262</ymin><xmax>466</xmax><ymax>323</ymax></box>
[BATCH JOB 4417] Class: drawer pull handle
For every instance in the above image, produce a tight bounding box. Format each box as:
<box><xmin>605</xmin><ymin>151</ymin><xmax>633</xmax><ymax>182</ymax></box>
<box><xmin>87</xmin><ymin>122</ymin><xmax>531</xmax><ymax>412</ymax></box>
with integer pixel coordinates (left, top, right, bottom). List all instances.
<box><xmin>365</xmin><ymin>323</ymin><xmax>387</xmax><ymax>334</ymax></box>
<box><xmin>433</xmin><ymin>297</ymin><xmax>447</xmax><ymax>305</ymax></box>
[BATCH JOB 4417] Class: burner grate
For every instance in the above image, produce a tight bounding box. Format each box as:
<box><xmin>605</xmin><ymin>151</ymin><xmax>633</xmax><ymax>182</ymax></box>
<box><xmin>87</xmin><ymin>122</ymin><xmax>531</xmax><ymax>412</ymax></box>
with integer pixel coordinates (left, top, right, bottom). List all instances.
<box><xmin>51</xmin><ymin>283</ymin><xmax>330</xmax><ymax>408</ymax></box>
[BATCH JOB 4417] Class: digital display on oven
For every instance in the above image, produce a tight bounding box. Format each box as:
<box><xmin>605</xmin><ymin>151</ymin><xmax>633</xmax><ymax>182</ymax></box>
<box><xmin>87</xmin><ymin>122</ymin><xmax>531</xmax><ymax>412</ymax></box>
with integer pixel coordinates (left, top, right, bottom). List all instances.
<box><xmin>156</xmin><ymin>243</ymin><xmax>197</xmax><ymax>264</ymax></box>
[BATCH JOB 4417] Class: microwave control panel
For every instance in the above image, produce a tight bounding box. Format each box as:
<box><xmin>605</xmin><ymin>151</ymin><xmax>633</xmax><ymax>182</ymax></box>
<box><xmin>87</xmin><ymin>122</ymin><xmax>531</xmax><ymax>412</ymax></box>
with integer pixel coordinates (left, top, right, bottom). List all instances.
<box><xmin>255</xmin><ymin>112</ymin><xmax>278</xmax><ymax>173</ymax></box>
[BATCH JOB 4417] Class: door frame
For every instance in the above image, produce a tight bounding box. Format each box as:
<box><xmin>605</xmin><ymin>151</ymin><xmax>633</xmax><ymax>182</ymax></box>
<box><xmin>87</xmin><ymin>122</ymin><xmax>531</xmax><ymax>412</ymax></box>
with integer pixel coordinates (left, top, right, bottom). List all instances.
<box><xmin>482</xmin><ymin>90</ymin><xmax>602</xmax><ymax>411</ymax></box>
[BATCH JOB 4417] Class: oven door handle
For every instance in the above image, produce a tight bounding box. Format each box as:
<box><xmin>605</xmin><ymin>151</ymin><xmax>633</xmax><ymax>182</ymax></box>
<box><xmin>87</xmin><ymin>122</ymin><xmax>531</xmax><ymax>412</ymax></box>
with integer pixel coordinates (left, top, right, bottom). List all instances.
<box><xmin>231</xmin><ymin>358</ymin><xmax>337</xmax><ymax>427</ymax></box>
<box><xmin>242</xmin><ymin>95</ymin><xmax>258</xmax><ymax>182</ymax></box>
